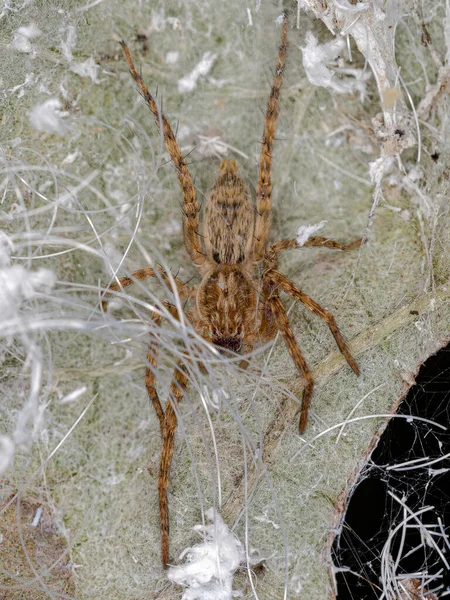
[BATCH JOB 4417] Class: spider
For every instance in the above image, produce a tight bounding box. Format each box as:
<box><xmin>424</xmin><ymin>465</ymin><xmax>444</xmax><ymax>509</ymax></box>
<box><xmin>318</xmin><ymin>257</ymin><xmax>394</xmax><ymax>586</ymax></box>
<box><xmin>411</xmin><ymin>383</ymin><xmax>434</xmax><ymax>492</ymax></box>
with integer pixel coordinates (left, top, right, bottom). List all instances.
<box><xmin>103</xmin><ymin>15</ymin><xmax>360</xmax><ymax>566</ymax></box>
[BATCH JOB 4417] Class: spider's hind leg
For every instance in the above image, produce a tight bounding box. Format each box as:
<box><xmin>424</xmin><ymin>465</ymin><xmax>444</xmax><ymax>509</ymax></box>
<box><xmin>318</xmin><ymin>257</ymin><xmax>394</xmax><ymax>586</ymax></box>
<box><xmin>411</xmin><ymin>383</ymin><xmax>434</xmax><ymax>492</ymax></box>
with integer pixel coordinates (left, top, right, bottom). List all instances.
<box><xmin>159</xmin><ymin>359</ymin><xmax>190</xmax><ymax>566</ymax></box>
<box><xmin>268</xmin><ymin>270</ymin><xmax>359</xmax><ymax>375</ymax></box>
<box><xmin>267</xmin><ymin>294</ymin><xmax>314</xmax><ymax>432</ymax></box>
<box><xmin>146</xmin><ymin>312</ymin><xmax>165</xmax><ymax>434</ymax></box>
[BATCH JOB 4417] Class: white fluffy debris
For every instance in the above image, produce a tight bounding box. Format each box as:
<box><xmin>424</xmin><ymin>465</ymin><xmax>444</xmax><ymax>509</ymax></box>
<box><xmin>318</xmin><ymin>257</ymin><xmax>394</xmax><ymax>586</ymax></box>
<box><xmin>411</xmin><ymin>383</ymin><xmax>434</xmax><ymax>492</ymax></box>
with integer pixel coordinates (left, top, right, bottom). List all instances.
<box><xmin>70</xmin><ymin>57</ymin><xmax>101</xmax><ymax>83</ymax></box>
<box><xmin>167</xmin><ymin>508</ymin><xmax>245</xmax><ymax>600</ymax></box>
<box><xmin>12</xmin><ymin>23</ymin><xmax>41</xmax><ymax>53</ymax></box>
<box><xmin>60</xmin><ymin>24</ymin><xmax>102</xmax><ymax>84</ymax></box>
<box><xmin>178</xmin><ymin>52</ymin><xmax>217</xmax><ymax>93</ymax></box>
<box><xmin>300</xmin><ymin>33</ymin><xmax>344</xmax><ymax>89</ymax></box>
<box><xmin>29</xmin><ymin>98</ymin><xmax>67</xmax><ymax>135</ymax></box>
<box><xmin>0</xmin><ymin>234</ymin><xmax>56</xmax><ymax>319</ymax></box>
<box><xmin>61</xmin><ymin>24</ymin><xmax>77</xmax><ymax>62</ymax></box>
<box><xmin>296</xmin><ymin>220</ymin><xmax>327</xmax><ymax>246</ymax></box>
<box><xmin>0</xmin><ymin>265</ymin><xmax>56</xmax><ymax>318</ymax></box>
<box><xmin>166</xmin><ymin>51</ymin><xmax>179</xmax><ymax>64</ymax></box>
<box><xmin>334</xmin><ymin>0</ymin><xmax>368</xmax><ymax>12</ymax></box>
<box><xmin>300</xmin><ymin>32</ymin><xmax>369</xmax><ymax>98</ymax></box>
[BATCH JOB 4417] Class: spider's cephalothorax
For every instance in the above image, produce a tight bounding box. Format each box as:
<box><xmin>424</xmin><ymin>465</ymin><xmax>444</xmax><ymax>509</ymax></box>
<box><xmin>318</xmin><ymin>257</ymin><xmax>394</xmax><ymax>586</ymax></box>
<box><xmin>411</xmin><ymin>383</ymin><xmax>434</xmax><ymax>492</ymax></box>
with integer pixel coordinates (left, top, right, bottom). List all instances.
<box><xmin>105</xmin><ymin>16</ymin><xmax>361</xmax><ymax>566</ymax></box>
<box><xmin>197</xmin><ymin>263</ymin><xmax>259</xmax><ymax>352</ymax></box>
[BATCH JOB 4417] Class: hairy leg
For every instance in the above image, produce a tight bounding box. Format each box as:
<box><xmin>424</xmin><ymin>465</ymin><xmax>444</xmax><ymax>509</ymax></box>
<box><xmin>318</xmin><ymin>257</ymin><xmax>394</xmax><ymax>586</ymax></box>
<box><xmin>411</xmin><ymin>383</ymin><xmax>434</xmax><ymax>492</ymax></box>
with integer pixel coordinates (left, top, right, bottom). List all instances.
<box><xmin>267</xmin><ymin>295</ymin><xmax>313</xmax><ymax>432</ymax></box>
<box><xmin>145</xmin><ymin>312</ymin><xmax>165</xmax><ymax>434</ymax></box>
<box><xmin>101</xmin><ymin>266</ymin><xmax>196</xmax><ymax>310</ymax></box>
<box><xmin>159</xmin><ymin>360</ymin><xmax>189</xmax><ymax>566</ymax></box>
<box><xmin>144</xmin><ymin>299</ymin><xmax>193</xmax><ymax>435</ymax></box>
<box><xmin>253</xmin><ymin>15</ymin><xmax>288</xmax><ymax>261</ymax></box>
<box><xmin>267</xmin><ymin>270</ymin><xmax>359</xmax><ymax>375</ymax></box>
<box><xmin>120</xmin><ymin>42</ymin><xmax>205</xmax><ymax>267</ymax></box>
<box><xmin>265</xmin><ymin>236</ymin><xmax>362</xmax><ymax>266</ymax></box>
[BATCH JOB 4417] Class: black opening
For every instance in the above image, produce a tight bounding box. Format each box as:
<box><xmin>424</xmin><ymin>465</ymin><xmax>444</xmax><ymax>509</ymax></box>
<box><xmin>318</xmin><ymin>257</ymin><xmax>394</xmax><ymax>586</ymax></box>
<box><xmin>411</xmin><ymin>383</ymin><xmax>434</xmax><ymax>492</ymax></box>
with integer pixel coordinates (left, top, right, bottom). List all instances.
<box><xmin>332</xmin><ymin>343</ymin><xmax>450</xmax><ymax>599</ymax></box>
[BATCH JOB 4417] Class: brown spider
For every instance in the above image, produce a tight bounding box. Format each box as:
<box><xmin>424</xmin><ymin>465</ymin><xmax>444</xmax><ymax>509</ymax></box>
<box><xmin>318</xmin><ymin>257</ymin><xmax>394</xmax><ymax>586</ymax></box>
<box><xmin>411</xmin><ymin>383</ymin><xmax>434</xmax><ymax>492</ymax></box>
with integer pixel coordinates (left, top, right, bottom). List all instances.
<box><xmin>103</xmin><ymin>15</ymin><xmax>360</xmax><ymax>566</ymax></box>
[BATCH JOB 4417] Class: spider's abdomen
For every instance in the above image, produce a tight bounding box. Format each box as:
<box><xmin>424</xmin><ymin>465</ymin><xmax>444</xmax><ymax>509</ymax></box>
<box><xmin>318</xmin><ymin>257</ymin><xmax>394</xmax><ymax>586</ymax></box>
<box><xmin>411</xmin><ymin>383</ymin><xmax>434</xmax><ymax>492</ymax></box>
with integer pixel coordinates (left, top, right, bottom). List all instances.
<box><xmin>204</xmin><ymin>159</ymin><xmax>254</xmax><ymax>264</ymax></box>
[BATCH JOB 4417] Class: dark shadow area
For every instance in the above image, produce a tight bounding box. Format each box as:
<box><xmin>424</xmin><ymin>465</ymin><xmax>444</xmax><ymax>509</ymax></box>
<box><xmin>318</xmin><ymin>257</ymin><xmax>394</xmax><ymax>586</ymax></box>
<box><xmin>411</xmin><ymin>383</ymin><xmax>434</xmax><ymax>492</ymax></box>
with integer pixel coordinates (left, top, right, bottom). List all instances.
<box><xmin>332</xmin><ymin>343</ymin><xmax>450</xmax><ymax>599</ymax></box>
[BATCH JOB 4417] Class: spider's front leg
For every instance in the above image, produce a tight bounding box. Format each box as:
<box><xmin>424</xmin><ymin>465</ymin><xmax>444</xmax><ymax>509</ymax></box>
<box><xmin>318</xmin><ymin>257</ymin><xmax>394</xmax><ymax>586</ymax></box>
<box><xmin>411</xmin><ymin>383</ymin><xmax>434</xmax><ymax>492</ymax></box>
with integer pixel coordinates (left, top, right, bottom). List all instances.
<box><xmin>120</xmin><ymin>42</ymin><xmax>205</xmax><ymax>267</ymax></box>
<box><xmin>253</xmin><ymin>14</ymin><xmax>288</xmax><ymax>262</ymax></box>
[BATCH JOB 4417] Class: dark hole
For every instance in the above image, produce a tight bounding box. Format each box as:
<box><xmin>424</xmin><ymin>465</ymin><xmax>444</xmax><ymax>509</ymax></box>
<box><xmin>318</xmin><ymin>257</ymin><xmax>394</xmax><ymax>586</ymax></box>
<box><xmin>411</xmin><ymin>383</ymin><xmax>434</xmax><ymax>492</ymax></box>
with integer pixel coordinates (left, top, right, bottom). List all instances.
<box><xmin>333</xmin><ymin>343</ymin><xmax>450</xmax><ymax>599</ymax></box>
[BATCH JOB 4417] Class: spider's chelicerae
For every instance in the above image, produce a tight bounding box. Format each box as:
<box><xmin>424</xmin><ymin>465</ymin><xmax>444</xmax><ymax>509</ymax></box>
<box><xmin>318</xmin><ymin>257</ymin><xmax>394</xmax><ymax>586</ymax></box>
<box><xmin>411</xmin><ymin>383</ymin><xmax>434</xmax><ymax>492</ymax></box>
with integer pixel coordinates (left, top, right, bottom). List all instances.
<box><xmin>104</xmin><ymin>15</ymin><xmax>360</xmax><ymax>566</ymax></box>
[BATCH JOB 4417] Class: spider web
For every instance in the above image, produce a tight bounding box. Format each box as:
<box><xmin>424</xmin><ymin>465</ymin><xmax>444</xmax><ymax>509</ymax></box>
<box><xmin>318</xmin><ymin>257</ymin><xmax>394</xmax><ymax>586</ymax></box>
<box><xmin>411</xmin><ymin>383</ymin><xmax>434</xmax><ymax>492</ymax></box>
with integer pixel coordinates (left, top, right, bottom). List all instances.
<box><xmin>333</xmin><ymin>343</ymin><xmax>450</xmax><ymax>600</ymax></box>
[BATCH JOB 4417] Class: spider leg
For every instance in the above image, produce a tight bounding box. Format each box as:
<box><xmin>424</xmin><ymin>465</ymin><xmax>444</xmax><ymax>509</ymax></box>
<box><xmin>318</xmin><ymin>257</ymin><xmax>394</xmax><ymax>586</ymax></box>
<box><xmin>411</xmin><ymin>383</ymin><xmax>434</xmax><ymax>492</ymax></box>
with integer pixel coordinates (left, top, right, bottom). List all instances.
<box><xmin>267</xmin><ymin>294</ymin><xmax>313</xmax><ymax>432</ymax></box>
<box><xmin>253</xmin><ymin>14</ymin><xmax>288</xmax><ymax>262</ymax></box>
<box><xmin>120</xmin><ymin>42</ymin><xmax>205</xmax><ymax>267</ymax></box>
<box><xmin>267</xmin><ymin>270</ymin><xmax>359</xmax><ymax>374</ymax></box>
<box><xmin>265</xmin><ymin>236</ymin><xmax>362</xmax><ymax>266</ymax></box>
<box><xmin>145</xmin><ymin>300</ymin><xmax>190</xmax><ymax>435</ymax></box>
<box><xmin>302</xmin><ymin>237</ymin><xmax>362</xmax><ymax>251</ymax></box>
<box><xmin>101</xmin><ymin>266</ymin><xmax>196</xmax><ymax>310</ymax></box>
<box><xmin>145</xmin><ymin>311</ymin><xmax>166</xmax><ymax>434</ymax></box>
<box><xmin>159</xmin><ymin>359</ymin><xmax>189</xmax><ymax>566</ymax></box>
<box><xmin>148</xmin><ymin>304</ymin><xmax>207</xmax><ymax>565</ymax></box>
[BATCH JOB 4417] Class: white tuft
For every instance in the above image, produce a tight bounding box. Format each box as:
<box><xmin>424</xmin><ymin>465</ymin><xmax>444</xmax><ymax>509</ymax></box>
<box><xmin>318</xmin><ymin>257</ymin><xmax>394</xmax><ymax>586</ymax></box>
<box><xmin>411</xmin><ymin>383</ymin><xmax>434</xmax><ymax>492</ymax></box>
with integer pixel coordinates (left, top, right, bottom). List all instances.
<box><xmin>167</xmin><ymin>508</ymin><xmax>245</xmax><ymax>600</ymax></box>
<box><xmin>70</xmin><ymin>57</ymin><xmax>102</xmax><ymax>83</ymax></box>
<box><xmin>29</xmin><ymin>98</ymin><xmax>67</xmax><ymax>135</ymax></box>
<box><xmin>300</xmin><ymin>32</ymin><xmax>344</xmax><ymax>89</ymax></box>
<box><xmin>296</xmin><ymin>220</ymin><xmax>327</xmax><ymax>246</ymax></box>
<box><xmin>178</xmin><ymin>52</ymin><xmax>217</xmax><ymax>93</ymax></box>
<box><xmin>166</xmin><ymin>51</ymin><xmax>179</xmax><ymax>64</ymax></box>
<box><xmin>0</xmin><ymin>264</ymin><xmax>56</xmax><ymax>319</ymax></box>
<box><xmin>12</xmin><ymin>23</ymin><xmax>41</xmax><ymax>53</ymax></box>
<box><xmin>61</xmin><ymin>24</ymin><xmax>77</xmax><ymax>62</ymax></box>
<box><xmin>300</xmin><ymin>32</ymin><xmax>370</xmax><ymax>99</ymax></box>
